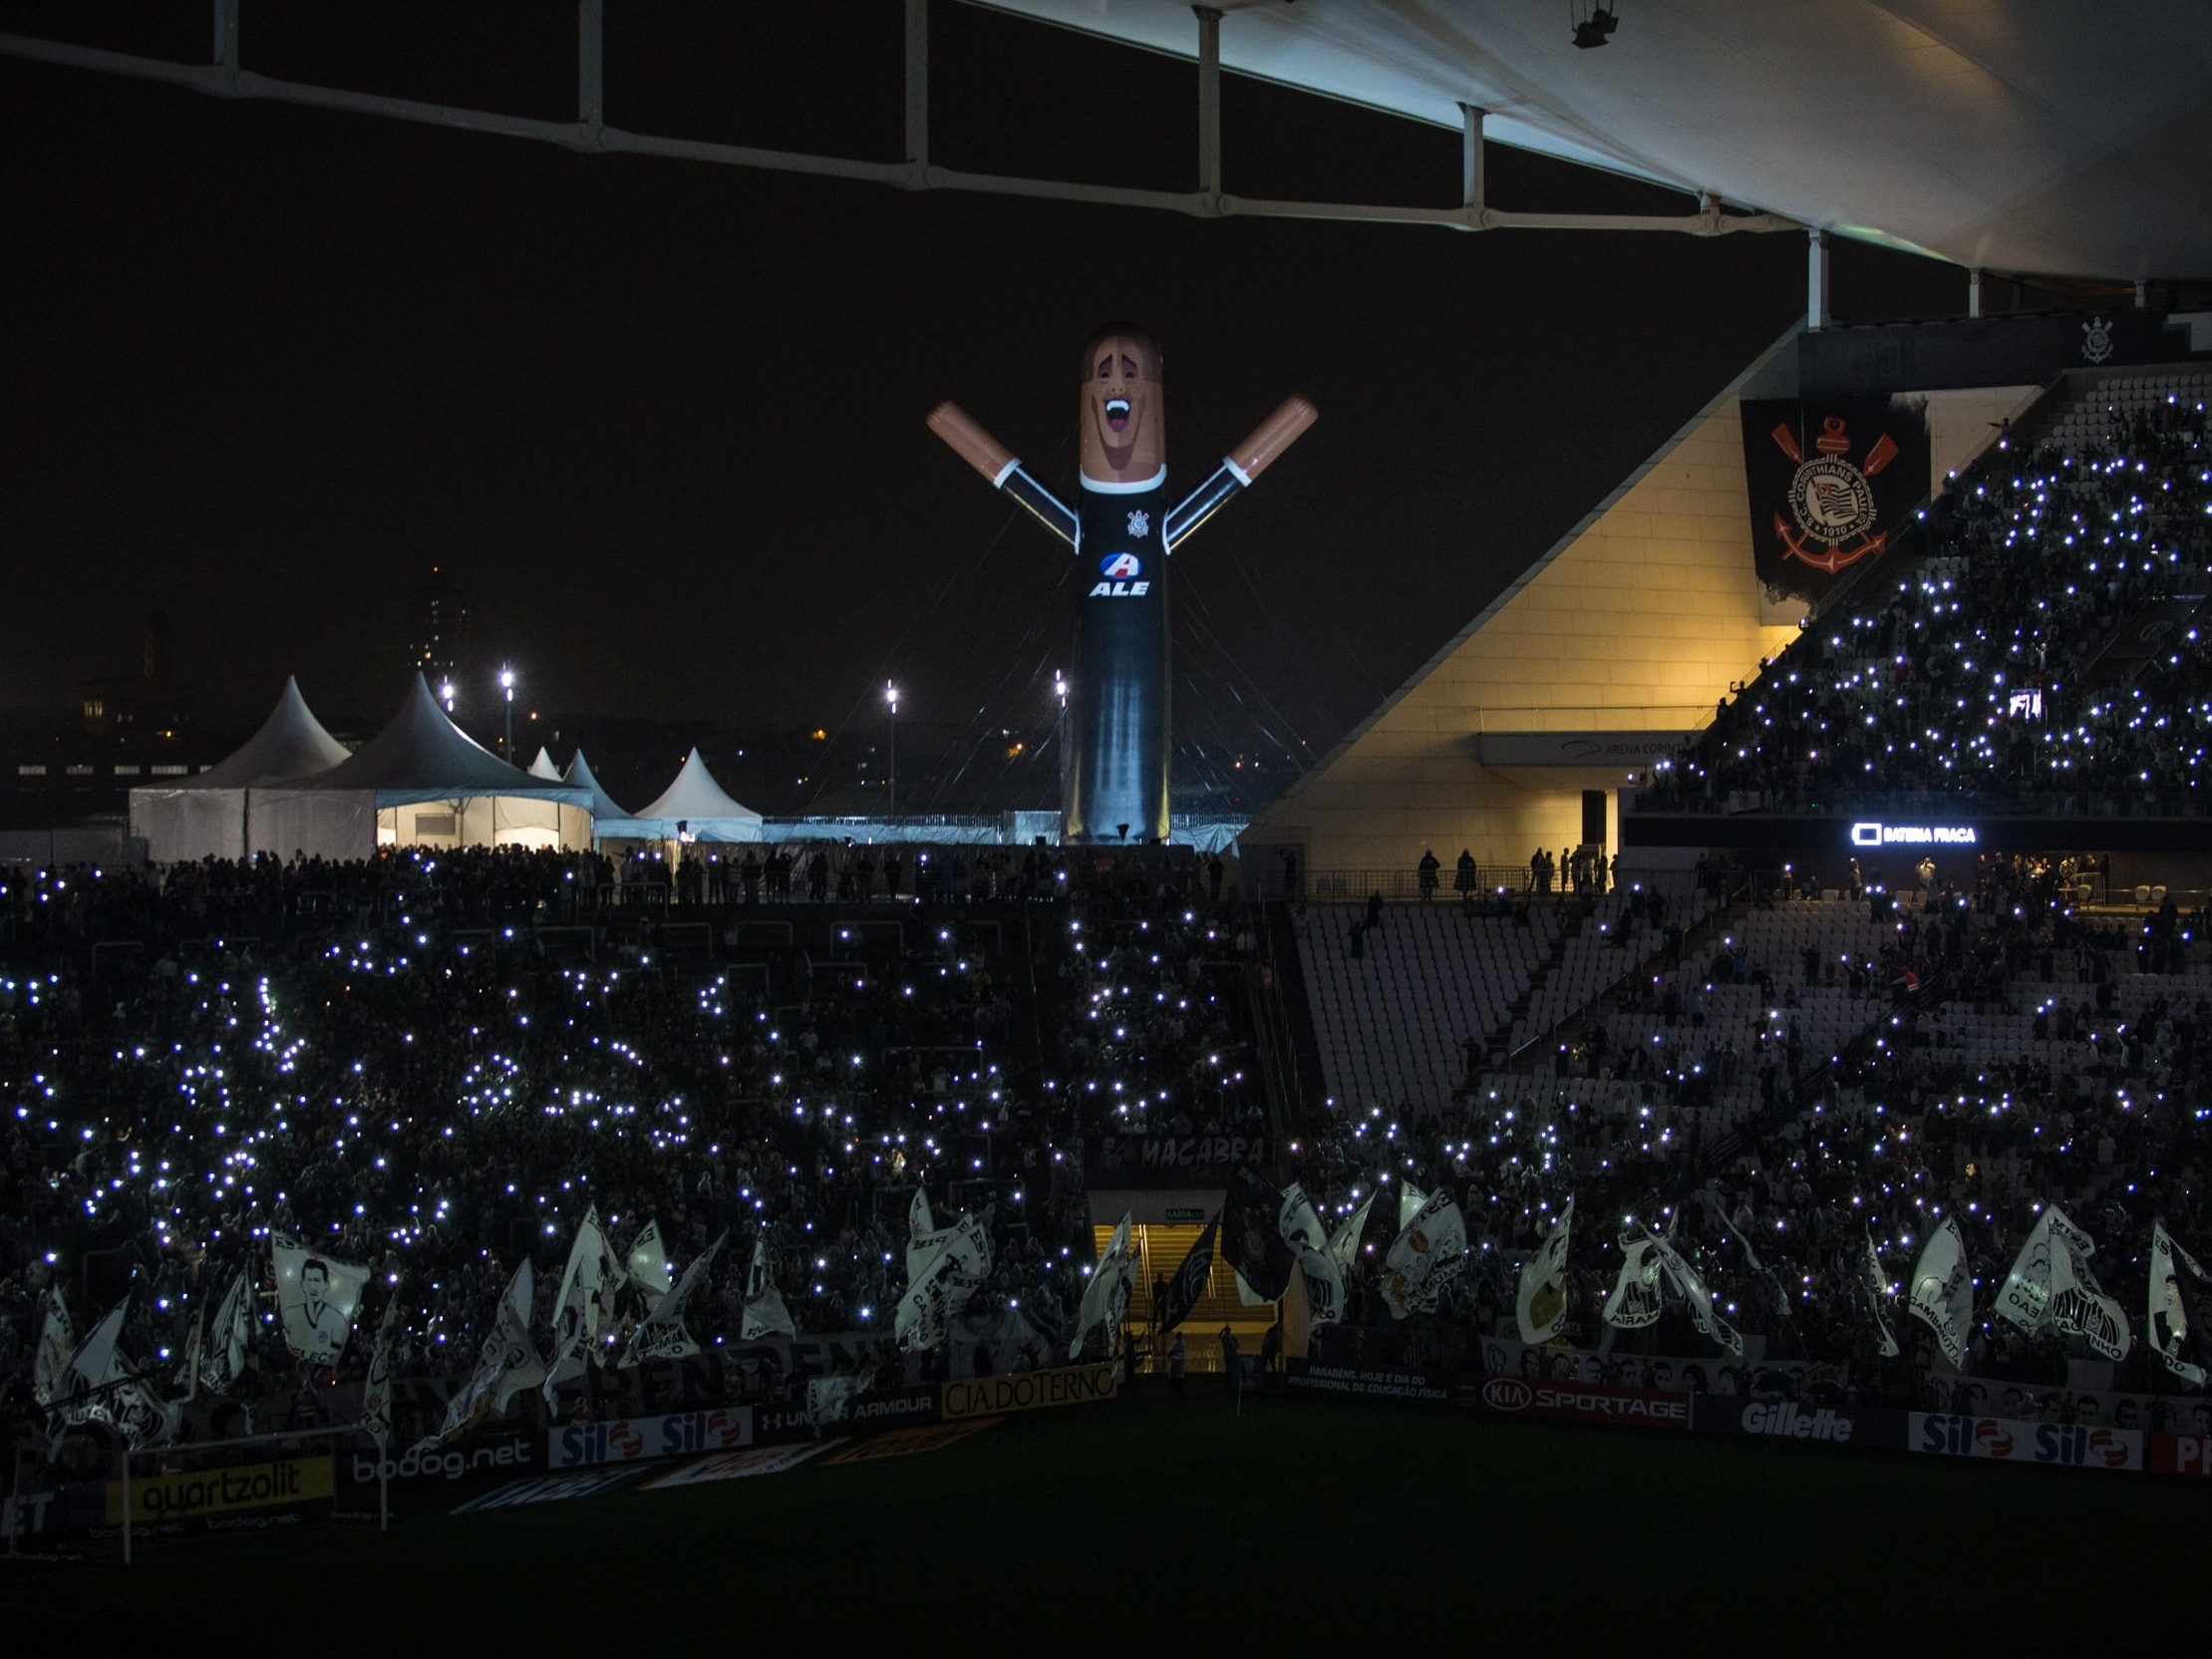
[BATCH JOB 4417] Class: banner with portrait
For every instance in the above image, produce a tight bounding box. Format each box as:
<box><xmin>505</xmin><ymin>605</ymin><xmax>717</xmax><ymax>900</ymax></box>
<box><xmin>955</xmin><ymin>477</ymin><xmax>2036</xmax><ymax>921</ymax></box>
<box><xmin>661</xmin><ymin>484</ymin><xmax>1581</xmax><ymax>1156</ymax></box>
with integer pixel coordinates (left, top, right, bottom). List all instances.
<box><xmin>270</xmin><ymin>1233</ymin><xmax>371</xmax><ymax>1365</ymax></box>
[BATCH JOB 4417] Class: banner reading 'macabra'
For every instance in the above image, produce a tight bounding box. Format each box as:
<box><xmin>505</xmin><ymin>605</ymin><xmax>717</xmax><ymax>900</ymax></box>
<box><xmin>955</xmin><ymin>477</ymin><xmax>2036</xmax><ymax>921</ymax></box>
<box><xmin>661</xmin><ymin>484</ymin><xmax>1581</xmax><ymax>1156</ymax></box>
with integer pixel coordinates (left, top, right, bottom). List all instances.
<box><xmin>941</xmin><ymin>1363</ymin><xmax>1115</xmax><ymax>1421</ymax></box>
<box><xmin>1741</xmin><ymin>396</ymin><xmax>1928</xmax><ymax>615</ymax></box>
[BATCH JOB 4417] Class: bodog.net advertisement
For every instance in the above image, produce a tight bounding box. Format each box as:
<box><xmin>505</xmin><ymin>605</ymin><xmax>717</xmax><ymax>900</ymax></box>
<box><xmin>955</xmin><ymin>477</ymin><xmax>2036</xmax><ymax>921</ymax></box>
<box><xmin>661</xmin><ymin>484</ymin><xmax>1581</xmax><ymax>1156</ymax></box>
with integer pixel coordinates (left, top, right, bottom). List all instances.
<box><xmin>107</xmin><ymin>1456</ymin><xmax>335</xmax><ymax>1529</ymax></box>
<box><xmin>941</xmin><ymin>1362</ymin><xmax>1115</xmax><ymax>1421</ymax></box>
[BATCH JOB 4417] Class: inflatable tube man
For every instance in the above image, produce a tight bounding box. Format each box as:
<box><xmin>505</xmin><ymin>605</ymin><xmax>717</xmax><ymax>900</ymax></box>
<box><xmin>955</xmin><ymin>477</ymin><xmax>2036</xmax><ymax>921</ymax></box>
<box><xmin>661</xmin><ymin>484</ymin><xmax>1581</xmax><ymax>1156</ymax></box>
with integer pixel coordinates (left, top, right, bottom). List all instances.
<box><xmin>928</xmin><ymin>324</ymin><xmax>1315</xmax><ymax>844</ymax></box>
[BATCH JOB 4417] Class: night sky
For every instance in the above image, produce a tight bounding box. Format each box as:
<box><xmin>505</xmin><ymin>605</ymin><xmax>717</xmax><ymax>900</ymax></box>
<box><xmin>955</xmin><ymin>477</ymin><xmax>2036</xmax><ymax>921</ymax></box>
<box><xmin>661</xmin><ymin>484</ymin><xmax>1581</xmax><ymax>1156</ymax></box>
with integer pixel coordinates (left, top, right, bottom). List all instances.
<box><xmin>0</xmin><ymin>1</ymin><xmax>1965</xmax><ymax>811</ymax></box>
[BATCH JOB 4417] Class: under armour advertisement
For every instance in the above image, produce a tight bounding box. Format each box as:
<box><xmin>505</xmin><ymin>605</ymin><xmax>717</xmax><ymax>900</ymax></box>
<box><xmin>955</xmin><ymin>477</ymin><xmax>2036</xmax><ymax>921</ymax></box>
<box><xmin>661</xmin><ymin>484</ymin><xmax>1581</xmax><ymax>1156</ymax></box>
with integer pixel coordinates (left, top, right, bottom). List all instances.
<box><xmin>1741</xmin><ymin>396</ymin><xmax>1929</xmax><ymax>615</ymax></box>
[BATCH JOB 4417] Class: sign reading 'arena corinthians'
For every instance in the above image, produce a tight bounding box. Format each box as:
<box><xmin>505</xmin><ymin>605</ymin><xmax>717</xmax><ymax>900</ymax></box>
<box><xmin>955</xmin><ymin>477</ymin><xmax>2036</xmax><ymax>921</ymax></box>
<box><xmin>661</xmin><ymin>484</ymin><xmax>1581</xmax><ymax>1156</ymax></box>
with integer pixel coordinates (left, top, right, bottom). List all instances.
<box><xmin>941</xmin><ymin>1362</ymin><xmax>1115</xmax><ymax>1421</ymax></box>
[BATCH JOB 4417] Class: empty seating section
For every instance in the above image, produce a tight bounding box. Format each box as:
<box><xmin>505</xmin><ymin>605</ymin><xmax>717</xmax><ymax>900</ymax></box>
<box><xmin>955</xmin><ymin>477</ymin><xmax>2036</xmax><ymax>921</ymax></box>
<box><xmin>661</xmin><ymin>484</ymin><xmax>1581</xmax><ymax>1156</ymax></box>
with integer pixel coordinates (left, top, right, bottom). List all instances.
<box><xmin>1508</xmin><ymin>889</ymin><xmax>1713</xmax><ymax>1052</ymax></box>
<box><xmin>2045</xmin><ymin>371</ymin><xmax>2212</xmax><ymax>453</ymax></box>
<box><xmin>1297</xmin><ymin>904</ymin><xmax>1556</xmax><ymax>1111</ymax></box>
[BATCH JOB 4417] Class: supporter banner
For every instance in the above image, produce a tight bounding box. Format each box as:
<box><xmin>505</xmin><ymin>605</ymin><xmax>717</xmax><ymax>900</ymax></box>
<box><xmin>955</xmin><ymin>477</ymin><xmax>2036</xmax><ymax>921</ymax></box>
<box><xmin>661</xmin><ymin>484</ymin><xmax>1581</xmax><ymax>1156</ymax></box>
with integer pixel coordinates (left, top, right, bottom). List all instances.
<box><xmin>1691</xmin><ymin>1397</ymin><xmax>1909</xmax><ymax>1452</ymax></box>
<box><xmin>1156</xmin><ymin>1215</ymin><xmax>1219</xmax><ymax>1335</ymax></box>
<box><xmin>643</xmin><ymin>1443</ymin><xmax>835</xmax><ymax>1490</ymax></box>
<box><xmin>270</xmin><ymin>1234</ymin><xmax>371</xmax><ymax>1365</ymax></box>
<box><xmin>941</xmin><ymin>1362</ymin><xmax>1115</xmax><ymax>1421</ymax></box>
<box><xmin>455</xmin><ymin>1468</ymin><xmax>647</xmax><ymax>1513</ymax></box>
<box><xmin>1908</xmin><ymin>1218</ymin><xmax>1975</xmax><ymax>1368</ymax></box>
<box><xmin>1381</xmin><ymin>1187</ymin><xmax>1467</xmax><ymax>1319</ymax></box>
<box><xmin>1279</xmin><ymin>1182</ymin><xmax>1345</xmax><ymax>1328</ymax></box>
<box><xmin>107</xmin><ymin>1455</ymin><xmax>334</xmax><ymax>1526</ymax></box>
<box><xmin>2150</xmin><ymin>1222</ymin><xmax>2209</xmax><ymax>1387</ymax></box>
<box><xmin>1602</xmin><ymin>1234</ymin><xmax>1662</xmax><ymax>1330</ymax></box>
<box><xmin>2149</xmin><ymin>1434</ymin><xmax>2212</xmax><ymax>1478</ymax></box>
<box><xmin>1284</xmin><ymin>1360</ymin><xmax>1447</xmax><ymax>1404</ymax></box>
<box><xmin>1093</xmin><ymin>1133</ymin><xmax>1268</xmax><ymax>1176</ymax></box>
<box><xmin>1516</xmin><ymin>1198</ymin><xmax>1573</xmax><ymax>1344</ymax></box>
<box><xmin>1070</xmin><ymin>1213</ymin><xmax>1137</xmax><ymax>1359</ymax></box>
<box><xmin>1463</xmin><ymin>1374</ymin><xmax>1691</xmax><ymax>1432</ymax></box>
<box><xmin>1741</xmin><ymin>395</ymin><xmax>1929</xmax><ymax>612</ymax></box>
<box><xmin>342</xmin><ymin>1431</ymin><xmax>538</xmax><ymax>1492</ymax></box>
<box><xmin>548</xmin><ymin>1405</ymin><xmax>755</xmax><ymax>1469</ymax></box>
<box><xmin>1224</xmin><ymin>1166</ymin><xmax>1294</xmax><ymax>1302</ymax></box>
<box><xmin>1910</xmin><ymin>1413</ymin><xmax>2142</xmax><ymax>1472</ymax></box>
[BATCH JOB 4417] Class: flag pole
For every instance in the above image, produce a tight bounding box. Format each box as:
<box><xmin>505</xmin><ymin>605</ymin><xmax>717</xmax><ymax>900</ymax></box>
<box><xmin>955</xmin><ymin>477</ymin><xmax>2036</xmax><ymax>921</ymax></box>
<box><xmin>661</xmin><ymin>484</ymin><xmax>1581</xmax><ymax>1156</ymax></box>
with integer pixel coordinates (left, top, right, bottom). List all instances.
<box><xmin>121</xmin><ymin>1445</ymin><xmax>132</xmax><ymax>1565</ymax></box>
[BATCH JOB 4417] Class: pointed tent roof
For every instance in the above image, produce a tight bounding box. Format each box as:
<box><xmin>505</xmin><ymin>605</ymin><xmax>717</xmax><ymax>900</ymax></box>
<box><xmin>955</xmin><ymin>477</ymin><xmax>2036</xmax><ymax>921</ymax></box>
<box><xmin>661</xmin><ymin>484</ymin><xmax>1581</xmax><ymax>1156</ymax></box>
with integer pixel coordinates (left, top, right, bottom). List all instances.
<box><xmin>187</xmin><ymin>676</ymin><xmax>353</xmax><ymax>789</ymax></box>
<box><xmin>527</xmin><ymin>747</ymin><xmax>561</xmax><ymax>781</ymax></box>
<box><xmin>633</xmin><ymin>747</ymin><xmax>762</xmax><ymax>829</ymax></box>
<box><xmin>286</xmin><ymin>674</ymin><xmax>588</xmax><ymax>808</ymax></box>
<box><xmin>561</xmin><ymin>749</ymin><xmax>634</xmax><ymax>823</ymax></box>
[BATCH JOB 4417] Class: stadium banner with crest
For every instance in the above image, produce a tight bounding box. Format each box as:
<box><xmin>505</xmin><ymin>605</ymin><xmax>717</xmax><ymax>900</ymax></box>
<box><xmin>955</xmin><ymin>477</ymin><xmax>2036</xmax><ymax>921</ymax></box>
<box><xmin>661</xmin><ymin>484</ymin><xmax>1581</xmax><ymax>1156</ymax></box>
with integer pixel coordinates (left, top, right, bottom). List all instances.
<box><xmin>1741</xmin><ymin>396</ymin><xmax>1929</xmax><ymax>618</ymax></box>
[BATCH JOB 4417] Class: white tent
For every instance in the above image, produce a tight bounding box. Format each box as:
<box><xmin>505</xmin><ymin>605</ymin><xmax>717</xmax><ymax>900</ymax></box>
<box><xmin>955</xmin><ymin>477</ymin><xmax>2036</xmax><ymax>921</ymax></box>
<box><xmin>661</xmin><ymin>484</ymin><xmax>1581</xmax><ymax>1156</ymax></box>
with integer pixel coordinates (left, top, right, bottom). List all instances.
<box><xmin>131</xmin><ymin>676</ymin><xmax>354</xmax><ymax>863</ymax></box>
<box><xmin>562</xmin><ymin>749</ymin><xmax>650</xmax><ymax>842</ymax></box>
<box><xmin>258</xmin><ymin>675</ymin><xmax>594</xmax><ymax>857</ymax></box>
<box><xmin>526</xmin><ymin>747</ymin><xmax>561</xmax><ymax>781</ymax></box>
<box><xmin>618</xmin><ymin>747</ymin><xmax>764</xmax><ymax>842</ymax></box>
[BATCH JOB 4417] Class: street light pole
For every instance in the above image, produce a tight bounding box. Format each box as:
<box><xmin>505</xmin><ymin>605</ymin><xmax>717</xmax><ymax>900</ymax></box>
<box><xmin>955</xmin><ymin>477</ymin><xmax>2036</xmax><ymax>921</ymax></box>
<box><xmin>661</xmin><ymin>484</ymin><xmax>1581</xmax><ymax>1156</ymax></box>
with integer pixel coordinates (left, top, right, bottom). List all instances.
<box><xmin>500</xmin><ymin>667</ymin><xmax>515</xmax><ymax>762</ymax></box>
<box><xmin>885</xmin><ymin>681</ymin><xmax>899</xmax><ymax>815</ymax></box>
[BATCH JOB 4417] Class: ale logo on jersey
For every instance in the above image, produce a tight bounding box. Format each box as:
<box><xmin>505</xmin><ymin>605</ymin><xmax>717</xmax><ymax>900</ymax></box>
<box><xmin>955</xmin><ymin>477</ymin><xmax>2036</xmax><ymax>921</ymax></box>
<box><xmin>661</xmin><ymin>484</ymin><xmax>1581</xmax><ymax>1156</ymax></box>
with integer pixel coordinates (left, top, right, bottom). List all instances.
<box><xmin>1091</xmin><ymin>551</ymin><xmax>1150</xmax><ymax>598</ymax></box>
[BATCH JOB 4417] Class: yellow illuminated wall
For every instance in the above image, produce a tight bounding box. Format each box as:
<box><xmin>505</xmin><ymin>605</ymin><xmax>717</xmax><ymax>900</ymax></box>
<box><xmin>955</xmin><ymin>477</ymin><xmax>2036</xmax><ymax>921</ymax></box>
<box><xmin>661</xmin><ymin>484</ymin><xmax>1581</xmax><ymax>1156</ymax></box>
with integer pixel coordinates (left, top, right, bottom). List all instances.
<box><xmin>1245</xmin><ymin>333</ymin><xmax>1806</xmax><ymax>875</ymax></box>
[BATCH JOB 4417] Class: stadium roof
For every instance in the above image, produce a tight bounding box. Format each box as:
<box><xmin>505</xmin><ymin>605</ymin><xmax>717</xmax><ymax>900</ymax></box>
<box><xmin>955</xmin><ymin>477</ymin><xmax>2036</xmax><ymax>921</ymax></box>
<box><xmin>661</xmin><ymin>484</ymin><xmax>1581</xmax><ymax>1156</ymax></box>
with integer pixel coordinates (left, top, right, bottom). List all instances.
<box><xmin>988</xmin><ymin>0</ymin><xmax>2212</xmax><ymax>280</ymax></box>
<box><xmin>186</xmin><ymin>675</ymin><xmax>351</xmax><ymax>790</ymax></box>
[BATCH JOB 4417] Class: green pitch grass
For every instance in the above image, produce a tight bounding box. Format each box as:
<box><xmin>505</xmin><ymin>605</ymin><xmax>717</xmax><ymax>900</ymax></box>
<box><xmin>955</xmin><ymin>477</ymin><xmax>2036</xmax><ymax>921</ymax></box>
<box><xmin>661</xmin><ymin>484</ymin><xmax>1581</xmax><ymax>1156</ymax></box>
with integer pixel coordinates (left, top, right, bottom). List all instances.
<box><xmin>4</xmin><ymin>1386</ymin><xmax>2204</xmax><ymax>1642</ymax></box>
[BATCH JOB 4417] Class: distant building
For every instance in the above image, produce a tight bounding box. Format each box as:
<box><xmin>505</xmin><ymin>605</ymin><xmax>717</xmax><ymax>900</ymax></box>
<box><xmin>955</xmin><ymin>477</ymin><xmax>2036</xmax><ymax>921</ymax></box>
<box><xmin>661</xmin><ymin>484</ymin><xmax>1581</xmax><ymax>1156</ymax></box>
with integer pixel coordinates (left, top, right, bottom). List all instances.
<box><xmin>74</xmin><ymin>609</ymin><xmax>193</xmax><ymax>738</ymax></box>
<box><xmin>410</xmin><ymin>565</ymin><xmax>471</xmax><ymax>715</ymax></box>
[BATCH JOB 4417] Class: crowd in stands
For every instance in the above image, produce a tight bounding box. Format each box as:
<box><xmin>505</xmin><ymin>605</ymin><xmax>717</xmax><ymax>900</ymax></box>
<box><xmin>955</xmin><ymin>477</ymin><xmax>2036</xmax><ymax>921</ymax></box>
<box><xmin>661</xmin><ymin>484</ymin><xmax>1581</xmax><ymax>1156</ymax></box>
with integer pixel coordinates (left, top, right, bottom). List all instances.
<box><xmin>0</xmin><ymin>846</ymin><xmax>1265</xmax><ymax>1443</ymax></box>
<box><xmin>1292</xmin><ymin>853</ymin><xmax>2212</xmax><ymax>1405</ymax></box>
<box><xmin>1649</xmin><ymin>391</ymin><xmax>2212</xmax><ymax>812</ymax></box>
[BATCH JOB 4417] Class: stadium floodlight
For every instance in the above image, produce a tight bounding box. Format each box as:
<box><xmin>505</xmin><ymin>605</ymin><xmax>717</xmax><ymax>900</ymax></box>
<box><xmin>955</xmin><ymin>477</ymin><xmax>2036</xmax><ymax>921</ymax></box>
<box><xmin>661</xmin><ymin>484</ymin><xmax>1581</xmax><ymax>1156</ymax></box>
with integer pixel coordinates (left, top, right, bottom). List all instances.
<box><xmin>885</xmin><ymin>681</ymin><xmax>899</xmax><ymax>815</ymax></box>
<box><xmin>1572</xmin><ymin>6</ymin><xmax>1618</xmax><ymax>47</ymax></box>
<box><xmin>499</xmin><ymin>667</ymin><xmax>516</xmax><ymax>761</ymax></box>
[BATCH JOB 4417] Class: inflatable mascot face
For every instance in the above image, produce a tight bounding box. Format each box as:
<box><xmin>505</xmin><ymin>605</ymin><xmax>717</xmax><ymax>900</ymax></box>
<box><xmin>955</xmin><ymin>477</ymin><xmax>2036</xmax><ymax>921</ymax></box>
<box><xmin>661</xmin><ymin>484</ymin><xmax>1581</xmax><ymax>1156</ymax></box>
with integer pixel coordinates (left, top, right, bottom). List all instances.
<box><xmin>1079</xmin><ymin>324</ymin><xmax>1165</xmax><ymax>490</ymax></box>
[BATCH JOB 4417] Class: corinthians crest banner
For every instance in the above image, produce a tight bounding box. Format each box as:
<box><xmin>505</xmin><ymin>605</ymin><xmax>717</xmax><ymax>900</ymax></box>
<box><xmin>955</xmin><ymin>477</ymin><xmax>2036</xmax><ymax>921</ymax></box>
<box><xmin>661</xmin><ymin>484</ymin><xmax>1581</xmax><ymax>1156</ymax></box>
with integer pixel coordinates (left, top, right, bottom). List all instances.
<box><xmin>1741</xmin><ymin>396</ymin><xmax>1928</xmax><ymax>613</ymax></box>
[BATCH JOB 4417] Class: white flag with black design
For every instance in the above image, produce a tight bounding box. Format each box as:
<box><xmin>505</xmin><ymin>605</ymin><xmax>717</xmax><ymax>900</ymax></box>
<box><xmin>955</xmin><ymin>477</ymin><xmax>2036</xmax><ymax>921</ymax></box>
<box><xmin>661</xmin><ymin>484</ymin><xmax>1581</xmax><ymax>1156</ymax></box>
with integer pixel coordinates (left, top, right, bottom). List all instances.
<box><xmin>1398</xmin><ymin>1184</ymin><xmax>1428</xmax><ymax>1232</ymax></box>
<box><xmin>1515</xmin><ymin>1197</ymin><xmax>1574</xmax><ymax>1344</ymax></box>
<box><xmin>1328</xmin><ymin>1191</ymin><xmax>1375</xmax><ymax>1272</ymax></box>
<box><xmin>1602</xmin><ymin>1230</ymin><xmax>1663</xmax><ymax>1330</ymax></box>
<box><xmin>436</xmin><ymin>1257</ymin><xmax>545</xmax><ymax>1440</ymax></box>
<box><xmin>1907</xmin><ymin>1217</ymin><xmax>1974</xmax><ymax>1368</ymax></box>
<box><xmin>2046</xmin><ymin>1213</ymin><xmax>2130</xmax><ymax>1361</ymax></box>
<box><xmin>1650</xmin><ymin>1230</ymin><xmax>1743</xmax><ymax>1357</ymax></box>
<box><xmin>200</xmin><ymin>1268</ymin><xmax>252</xmax><ymax>1395</ymax></box>
<box><xmin>362</xmin><ymin>1295</ymin><xmax>403</xmax><ymax>1448</ymax></box>
<box><xmin>625</xmin><ymin>1231</ymin><xmax>726</xmax><ymax>1365</ymax></box>
<box><xmin>270</xmin><ymin>1232</ymin><xmax>371</xmax><ymax>1364</ymax></box>
<box><xmin>544</xmin><ymin>1207</ymin><xmax>624</xmax><ymax>1399</ymax></box>
<box><xmin>65</xmin><ymin>1297</ymin><xmax>129</xmax><ymax>1405</ymax></box>
<box><xmin>1069</xmin><ymin>1212</ymin><xmax>1137</xmax><ymax>1360</ymax></box>
<box><xmin>741</xmin><ymin>1236</ymin><xmax>796</xmax><ymax>1341</ymax></box>
<box><xmin>2151</xmin><ymin>1222</ymin><xmax>2209</xmax><ymax>1387</ymax></box>
<box><xmin>628</xmin><ymin>1219</ymin><xmax>673</xmax><ymax>1299</ymax></box>
<box><xmin>896</xmin><ymin>1208</ymin><xmax>990</xmax><ymax>1353</ymax></box>
<box><xmin>1280</xmin><ymin>1182</ymin><xmax>1347</xmax><ymax>1328</ymax></box>
<box><xmin>1381</xmin><ymin>1187</ymin><xmax>1467</xmax><ymax>1319</ymax></box>
<box><xmin>1861</xmin><ymin>1233</ymin><xmax>1899</xmax><ymax>1359</ymax></box>
<box><xmin>33</xmin><ymin>1287</ymin><xmax>74</xmax><ymax>1408</ymax></box>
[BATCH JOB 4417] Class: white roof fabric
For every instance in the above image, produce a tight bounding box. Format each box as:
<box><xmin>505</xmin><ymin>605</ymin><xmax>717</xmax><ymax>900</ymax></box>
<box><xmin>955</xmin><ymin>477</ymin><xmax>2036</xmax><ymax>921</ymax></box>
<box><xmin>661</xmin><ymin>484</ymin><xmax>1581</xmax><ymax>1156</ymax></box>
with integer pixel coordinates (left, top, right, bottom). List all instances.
<box><xmin>187</xmin><ymin>676</ymin><xmax>352</xmax><ymax>789</ymax></box>
<box><xmin>527</xmin><ymin>747</ymin><xmax>561</xmax><ymax>780</ymax></box>
<box><xmin>562</xmin><ymin>749</ymin><xmax>635</xmax><ymax>824</ymax></box>
<box><xmin>286</xmin><ymin>674</ymin><xmax>589</xmax><ymax>810</ymax></box>
<box><xmin>625</xmin><ymin>747</ymin><xmax>763</xmax><ymax>840</ymax></box>
<box><xmin>994</xmin><ymin>0</ymin><xmax>2212</xmax><ymax>280</ymax></box>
